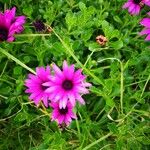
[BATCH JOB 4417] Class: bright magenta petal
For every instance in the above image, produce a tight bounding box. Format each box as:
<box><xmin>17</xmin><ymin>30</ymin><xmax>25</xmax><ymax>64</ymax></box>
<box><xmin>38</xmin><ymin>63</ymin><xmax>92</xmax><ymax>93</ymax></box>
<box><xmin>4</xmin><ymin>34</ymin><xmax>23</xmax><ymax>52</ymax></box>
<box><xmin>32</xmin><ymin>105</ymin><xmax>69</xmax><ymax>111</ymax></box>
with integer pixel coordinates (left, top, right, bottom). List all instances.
<box><xmin>140</xmin><ymin>18</ymin><xmax>150</xmax><ymax>27</ymax></box>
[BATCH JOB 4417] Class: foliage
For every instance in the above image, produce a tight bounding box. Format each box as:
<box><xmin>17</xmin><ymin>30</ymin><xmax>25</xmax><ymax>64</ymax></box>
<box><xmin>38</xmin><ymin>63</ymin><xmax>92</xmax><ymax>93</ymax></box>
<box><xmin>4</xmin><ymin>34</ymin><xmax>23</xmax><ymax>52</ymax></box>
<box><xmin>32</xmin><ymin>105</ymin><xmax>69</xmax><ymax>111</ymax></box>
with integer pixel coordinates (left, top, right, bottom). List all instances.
<box><xmin>0</xmin><ymin>0</ymin><xmax>150</xmax><ymax>150</ymax></box>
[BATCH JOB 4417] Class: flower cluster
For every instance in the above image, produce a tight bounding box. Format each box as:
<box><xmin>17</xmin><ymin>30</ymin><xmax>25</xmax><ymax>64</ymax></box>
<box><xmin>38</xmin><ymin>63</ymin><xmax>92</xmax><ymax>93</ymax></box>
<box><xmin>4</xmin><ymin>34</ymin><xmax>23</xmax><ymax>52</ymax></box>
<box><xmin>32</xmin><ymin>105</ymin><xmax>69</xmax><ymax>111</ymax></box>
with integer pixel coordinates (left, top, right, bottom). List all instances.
<box><xmin>0</xmin><ymin>7</ymin><xmax>91</xmax><ymax>127</ymax></box>
<box><xmin>123</xmin><ymin>0</ymin><xmax>150</xmax><ymax>41</ymax></box>
<box><xmin>25</xmin><ymin>61</ymin><xmax>91</xmax><ymax>126</ymax></box>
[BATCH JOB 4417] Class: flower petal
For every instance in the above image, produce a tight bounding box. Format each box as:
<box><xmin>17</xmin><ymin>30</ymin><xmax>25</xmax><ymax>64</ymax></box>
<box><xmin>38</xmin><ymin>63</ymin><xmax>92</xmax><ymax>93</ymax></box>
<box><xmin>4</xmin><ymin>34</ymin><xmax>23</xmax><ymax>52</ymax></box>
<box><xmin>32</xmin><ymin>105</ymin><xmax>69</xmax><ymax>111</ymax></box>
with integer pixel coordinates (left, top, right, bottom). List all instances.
<box><xmin>122</xmin><ymin>2</ymin><xmax>132</xmax><ymax>9</ymax></box>
<box><xmin>76</xmin><ymin>95</ymin><xmax>85</xmax><ymax>105</ymax></box>
<box><xmin>140</xmin><ymin>18</ymin><xmax>150</xmax><ymax>27</ymax></box>
<box><xmin>139</xmin><ymin>29</ymin><xmax>150</xmax><ymax>35</ymax></box>
<box><xmin>145</xmin><ymin>34</ymin><xmax>150</xmax><ymax>41</ymax></box>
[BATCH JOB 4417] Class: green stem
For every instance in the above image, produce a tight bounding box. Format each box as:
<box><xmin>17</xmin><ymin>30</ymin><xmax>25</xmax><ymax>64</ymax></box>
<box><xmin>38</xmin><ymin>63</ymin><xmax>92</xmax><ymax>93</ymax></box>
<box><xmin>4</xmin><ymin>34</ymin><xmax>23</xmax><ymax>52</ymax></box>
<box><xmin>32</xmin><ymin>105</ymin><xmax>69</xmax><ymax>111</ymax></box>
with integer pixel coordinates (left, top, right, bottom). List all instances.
<box><xmin>0</xmin><ymin>48</ymin><xmax>36</xmax><ymax>74</ymax></box>
<box><xmin>140</xmin><ymin>74</ymin><xmax>150</xmax><ymax>98</ymax></box>
<box><xmin>15</xmin><ymin>34</ymin><xmax>51</xmax><ymax>37</ymax></box>
<box><xmin>75</xmin><ymin>119</ymin><xmax>81</xmax><ymax>141</ymax></box>
<box><xmin>82</xmin><ymin>132</ymin><xmax>112</xmax><ymax>150</ymax></box>
<box><xmin>0</xmin><ymin>94</ymin><xmax>7</xmax><ymax>99</ymax></box>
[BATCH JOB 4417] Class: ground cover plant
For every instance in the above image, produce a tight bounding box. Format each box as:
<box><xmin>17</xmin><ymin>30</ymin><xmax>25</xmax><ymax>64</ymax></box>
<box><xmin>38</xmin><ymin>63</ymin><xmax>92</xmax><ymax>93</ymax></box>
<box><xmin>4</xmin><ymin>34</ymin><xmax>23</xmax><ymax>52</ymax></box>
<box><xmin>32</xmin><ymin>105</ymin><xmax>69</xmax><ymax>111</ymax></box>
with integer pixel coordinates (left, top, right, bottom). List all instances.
<box><xmin>0</xmin><ymin>0</ymin><xmax>150</xmax><ymax>149</ymax></box>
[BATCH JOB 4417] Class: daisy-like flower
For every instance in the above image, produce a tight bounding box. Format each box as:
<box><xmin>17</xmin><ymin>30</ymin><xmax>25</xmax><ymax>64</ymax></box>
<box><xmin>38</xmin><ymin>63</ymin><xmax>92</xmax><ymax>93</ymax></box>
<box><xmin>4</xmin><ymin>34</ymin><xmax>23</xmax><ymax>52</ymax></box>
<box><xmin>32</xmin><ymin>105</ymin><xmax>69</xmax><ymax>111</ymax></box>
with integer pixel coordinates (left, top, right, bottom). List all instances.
<box><xmin>25</xmin><ymin>66</ymin><xmax>51</xmax><ymax>107</ymax></box>
<box><xmin>50</xmin><ymin>101</ymin><xmax>76</xmax><ymax>126</ymax></box>
<box><xmin>139</xmin><ymin>12</ymin><xmax>150</xmax><ymax>41</ymax></box>
<box><xmin>122</xmin><ymin>0</ymin><xmax>150</xmax><ymax>15</ymax></box>
<box><xmin>0</xmin><ymin>7</ymin><xmax>26</xmax><ymax>42</ymax></box>
<box><xmin>44</xmin><ymin>61</ymin><xmax>91</xmax><ymax>108</ymax></box>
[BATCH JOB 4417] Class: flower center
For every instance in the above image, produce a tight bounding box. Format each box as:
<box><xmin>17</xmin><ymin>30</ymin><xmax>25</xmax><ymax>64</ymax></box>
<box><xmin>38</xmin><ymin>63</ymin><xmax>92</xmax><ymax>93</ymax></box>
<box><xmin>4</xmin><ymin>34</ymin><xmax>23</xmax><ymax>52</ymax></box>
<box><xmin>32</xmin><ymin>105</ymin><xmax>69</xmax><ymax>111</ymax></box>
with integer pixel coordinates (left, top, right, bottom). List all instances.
<box><xmin>0</xmin><ymin>27</ymin><xmax>8</xmax><ymax>41</ymax></box>
<box><xmin>98</xmin><ymin>38</ymin><xmax>104</xmax><ymax>42</ymax></box>
<box><xmin>40</xmin><ymin>84</ymin><xmax>48</xmax><ymax>91</ymax></box>
<box><xmin>59</xmin><ymin>107</ymin><xmax>68</xmax><ymax>114</ymax></box>
<box><xmin>62</xmin><ymin>80</ymin><xmax>73</xmax><ymax>90</ymax></box>
<box><xmin>133</xmin><ymin>0</ymin><xmax>142</xmax><ymax>4</ymax></box>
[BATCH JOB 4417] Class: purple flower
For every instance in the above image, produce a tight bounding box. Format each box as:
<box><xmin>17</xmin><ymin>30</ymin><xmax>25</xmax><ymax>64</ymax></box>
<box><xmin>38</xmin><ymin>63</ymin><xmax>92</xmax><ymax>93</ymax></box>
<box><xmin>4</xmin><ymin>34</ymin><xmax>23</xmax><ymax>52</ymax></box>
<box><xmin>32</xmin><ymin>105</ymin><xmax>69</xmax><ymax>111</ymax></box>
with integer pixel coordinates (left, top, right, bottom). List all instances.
<box><xmin>50</xmin><ymin>101</ymin><xmax>76</xmax><ymax>126</ymax></box>
<box><xmin>0</xmin><ymin>7</ymin><xmax>26</xmax><ymax>42</ymax></box>
<box><xmin>25</xmin><ymin>66</ymin><xmax>51</xmax><ymax>107</ymax></box>
<box><xmin>139</xmin><ymin>12</ymin><xmax>150</xmax><ymax>41</ymax></box>
<box><xmin>122</xmin><ymin>0</ymin><xmax>150</xmax><ymax>15</ymax></box>
<box><xmin>139</xmin><ymin>18</ymin><xmax>150</xmax><ymax>41</ymax></box>
<box><xmin>145</xmin><ymin>0</ymin><xmax>150</xmax><ymax>6</ymax></box>
<box><xmin>44</xmin><ymin>61</ymin><xmax>91</xmax><ymax>109</ymax></box>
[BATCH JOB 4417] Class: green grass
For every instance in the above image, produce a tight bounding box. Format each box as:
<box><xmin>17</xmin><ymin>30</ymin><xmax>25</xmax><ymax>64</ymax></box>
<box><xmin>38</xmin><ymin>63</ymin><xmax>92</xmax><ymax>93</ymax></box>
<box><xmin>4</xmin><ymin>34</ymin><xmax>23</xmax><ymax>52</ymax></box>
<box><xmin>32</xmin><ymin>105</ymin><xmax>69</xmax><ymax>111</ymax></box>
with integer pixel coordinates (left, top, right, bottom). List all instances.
<box><xmin>0</xmin><ymin>0</ymin><xmax>150</xmax><ymax>150</ymax></box>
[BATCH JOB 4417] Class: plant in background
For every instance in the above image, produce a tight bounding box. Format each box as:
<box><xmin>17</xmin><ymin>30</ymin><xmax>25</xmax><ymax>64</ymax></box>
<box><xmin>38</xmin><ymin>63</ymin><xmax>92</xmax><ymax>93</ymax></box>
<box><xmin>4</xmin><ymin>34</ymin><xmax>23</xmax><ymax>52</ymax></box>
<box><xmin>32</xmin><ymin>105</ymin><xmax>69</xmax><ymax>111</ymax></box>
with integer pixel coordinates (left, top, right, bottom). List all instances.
<box><xmin>0</xmin><ymin>1</ymin><xmax>150</xmax><ymax>149</ymax></box>
<box><xmin>0</xmin><ymin>7</ymin><xmax>26</xmax><ymax>42</ymax></box>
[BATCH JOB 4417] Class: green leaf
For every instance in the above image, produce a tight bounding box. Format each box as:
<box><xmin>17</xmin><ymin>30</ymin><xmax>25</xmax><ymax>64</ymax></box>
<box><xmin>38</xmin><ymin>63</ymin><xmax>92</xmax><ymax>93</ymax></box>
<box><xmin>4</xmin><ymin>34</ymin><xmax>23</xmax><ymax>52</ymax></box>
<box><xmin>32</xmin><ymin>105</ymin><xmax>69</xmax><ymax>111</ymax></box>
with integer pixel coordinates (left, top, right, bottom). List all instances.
<box><xmin>14</xmin><ymin>112</ymin><xmax>28</xmax><ymax>122</ymax></box>
<box><xmin>23</xmin><ymin>7</ymin><xmax>33</xmax><ymax>18</ymax></box>
<box><xmin>113</xmin><ymin>16</ymin><xmax>123</xmax><ymax>24</ymax></box>
<box><xmin>1</xmin><ymin>0</ymin><xmax>9</xmax><ymax>3</ymax></box>
<box><xmin>23</xmin><ymin>56</ymin><xmax>31</xmax><ymax>63</ymax></box>
<box><xmin>88</xmin><ymin>42</ymin><xmax>100</xmax><ymax>51</ymax></box>
<box><xmin>65</xmin><ymin>11</ymin><xmax>77</xmax><ymax>31</ymax></box>
<box><xmin>110</xmin><ymin>29</ymin><xmax>120</xmax><ymax>39</ymax></box>
<box><xmin>81</xmin><ymin>29</ymin><xmax>93</xmax><ymax>42</ymax></box>
<box><xmin>107</xmin><ymin>123</ymin><xmax>118</xmax><ymax>134</ymax></box>
<box><xmin>52</xmin><ymin>42</ymin><xmax>65</xmax><ymax>55</ymax></box>
<box><xmin>13</xmin><ymin>66</ymin><xmax>22</xmax><ymax>75</ymax></box>
<box><xmin>111</xmin><ymin>40</ymin><xmax>123</xmax><ymax>50</ymax></box>
<box><xmin>79</xmin><ymin>2</ymin><xmax>86</xmax><ymax>11</ymax></box>
<box><xmin>104</xmin><ymin>95</ymin><xmax>115</xmax><ymax>107</ymax></box>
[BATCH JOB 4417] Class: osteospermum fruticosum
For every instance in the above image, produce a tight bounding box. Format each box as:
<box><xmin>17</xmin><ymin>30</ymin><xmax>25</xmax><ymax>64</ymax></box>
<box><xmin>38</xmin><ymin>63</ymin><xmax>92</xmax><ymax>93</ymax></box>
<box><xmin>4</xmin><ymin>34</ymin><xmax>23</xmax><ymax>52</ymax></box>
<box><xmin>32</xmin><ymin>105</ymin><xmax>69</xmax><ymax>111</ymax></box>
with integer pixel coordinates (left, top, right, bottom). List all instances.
<box><xmin>50</xmin><ymin>101</ymin><xmax>76</xmax><ymax>126</ymax></box>
<box><xmin>122</xmin><ymin>0</ymin><xmax>150</xmax><ymax>15</ymax></box>
<box><xmin>139</xmin><ymin>12</ymin><xmax>150</xmax><ymax>41</ymax></box>
<box><xmin>25</xmin><ymin>66</ymin><xmax>51</xmax><ymax>107</ymax></box>
<box><xmin>43</xmin><ymin>61</ymin><xmax>91</xmax><ymax>109</ymax></box>
<box><xmin>0</xmin><ymin>7</ymin><xmax>26</xmax><ymax>42</ymax></box>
